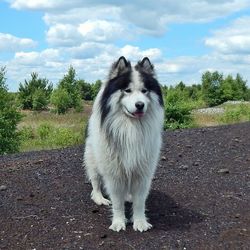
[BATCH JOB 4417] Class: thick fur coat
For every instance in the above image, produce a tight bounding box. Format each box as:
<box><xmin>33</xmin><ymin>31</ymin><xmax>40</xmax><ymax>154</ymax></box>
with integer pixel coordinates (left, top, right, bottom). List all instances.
<box><xmin>84</xmin><ymin>56</ymin><xmax>164</xmax><ymax>232</ymax></box>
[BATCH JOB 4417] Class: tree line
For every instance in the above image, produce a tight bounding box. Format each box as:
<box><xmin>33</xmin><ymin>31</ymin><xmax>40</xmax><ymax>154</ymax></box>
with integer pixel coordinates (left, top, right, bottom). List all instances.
<box><xmin>17</xmin><ymin>66</ymin><xmax>250</xmax><ymax>114</ymax></box>
<box><xmin>1</xmin><ymin>65</ymin><xmax>250</xmax><ymax>154</ymax></box>
<box><xmin>18</xmin><ymin>66</ymin><xmax>102</xmax><ymax>114</ymax></box>
<box><xmin>163</xmin><ymin>71</ymin><xmax>250</xmax><ymax>129</ymax></box>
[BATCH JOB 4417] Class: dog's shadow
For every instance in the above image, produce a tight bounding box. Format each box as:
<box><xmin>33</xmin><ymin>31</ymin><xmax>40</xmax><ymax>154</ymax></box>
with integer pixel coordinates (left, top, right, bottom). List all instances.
<box><xmin>125</xmin><ymin>189</ymin><xmax>205</xmax><ymax>231</ymax></box>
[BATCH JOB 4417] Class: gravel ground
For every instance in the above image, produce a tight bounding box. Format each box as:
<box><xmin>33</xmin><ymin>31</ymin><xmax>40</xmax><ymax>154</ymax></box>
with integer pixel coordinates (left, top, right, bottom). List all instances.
<box><xmin>0</xmin><ymin>122</ymin><xmax>250</xmax><ymax>249</ymax></box>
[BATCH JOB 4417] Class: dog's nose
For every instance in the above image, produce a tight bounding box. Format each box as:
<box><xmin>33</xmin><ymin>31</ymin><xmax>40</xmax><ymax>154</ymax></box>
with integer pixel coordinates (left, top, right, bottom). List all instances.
<box><xmin>135</xmin><ymin>101</ymin><xmax>144</xmax><ymax>111</ymax></box>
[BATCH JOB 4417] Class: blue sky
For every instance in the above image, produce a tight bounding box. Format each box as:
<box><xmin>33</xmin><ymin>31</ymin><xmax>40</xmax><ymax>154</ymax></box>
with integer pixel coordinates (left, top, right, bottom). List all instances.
<box><xmin>1</xmin><ymin>0</ymin><xmax>250</xmax><ymax>91</ymax></box>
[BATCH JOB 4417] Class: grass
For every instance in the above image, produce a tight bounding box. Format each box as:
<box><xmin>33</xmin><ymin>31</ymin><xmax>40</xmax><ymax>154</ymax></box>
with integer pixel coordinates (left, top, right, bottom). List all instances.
<box><xmin>192</xmin><ymin>102</ymin><xmax>250</xmax><ymax>127</ymax></box>
<box><xmin>219</xmin><ymin>103</ymin><xmax>250</xmax><ymax>124</ymax></box>
<box><xmin>192</xmin><ymin>113</ymin><xmax>222</xmax><ymax>127</ymax></box>
<box><xmin>18</xmin><ymin>110</ymin><xmax>89</xmax><ymax>152</ymax></box>
<box><xmin>17</xmin><ymin>102</ymin><xmax>250</xmax><ymax>152</ymax></box>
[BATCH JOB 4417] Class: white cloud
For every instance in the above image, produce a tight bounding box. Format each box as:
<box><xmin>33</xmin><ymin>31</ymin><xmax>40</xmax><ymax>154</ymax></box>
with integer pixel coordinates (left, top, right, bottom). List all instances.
<box><xmin>205</xmin><ymin>16</ymin><xmax>250</xmax><ymax>54</ymax></box>
<box><xmin>43</xmin><ymin>6</ymin><xmax>121</xmax><ymax>26</ymax></box>
<box><xmin>68</xmin><ymin>42</ymin><xmax>115</xmax><ymax>59</ymax></box>
<box><xmin>9</xmin><ymin>0</ymin><xmax>71</xmax><ymax>10</ymax></box>
<box><xmin>46</xmin><ymin>24</ymin><xmax>82</xmax><ymax>47</ymax></box>
<box><xmin>13</xmin><ymin>48</ymin><xmax>60</xmax><ymax>66</ymax></box>
<box><xmin>0</xmin><ymin>33</ymin><xmax>36</xmax><ymax>52</ymax></box>
<box><xmin>78</xmin><ymin>20</ymin><xmax>125</xmax><ymax>42</ymax></box>
<box><xmin>119</xmin><ymin>45</ymin><xmax>162</xmax><ymax>61</ymax></box>
<box><xmin>4</xmin><ymin>0</ymin><xmax>250</xmax><ymax>91</ymax></box>
<box><xmin>4</xmin><ymin>44</ymin><xmax>164</xmax><ymax>90</ymax></box>
<box><xmin>9</xmin><ymin>0</ymin><xmax>250</xmax><ymax>36</ymax></box>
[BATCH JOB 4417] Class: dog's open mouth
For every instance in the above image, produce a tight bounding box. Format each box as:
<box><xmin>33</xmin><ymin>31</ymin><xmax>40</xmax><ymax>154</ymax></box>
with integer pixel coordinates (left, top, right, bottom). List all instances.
<box><xmin>124</xmin><ymin>107</ymin><xmax>145</xmax><ymax>118</ymax></box>
<box><xmin>132</xmin><ymin>111</ymin><xmax>144</xmax><ymax>118</ymax></box>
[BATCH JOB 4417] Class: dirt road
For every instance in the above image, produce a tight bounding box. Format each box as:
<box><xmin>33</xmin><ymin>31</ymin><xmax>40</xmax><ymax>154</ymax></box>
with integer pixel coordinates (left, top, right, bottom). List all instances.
<box><xmin>1</xmin><ymin>122</ymin><xmax>250</xmax><ymax>249</ymax></box>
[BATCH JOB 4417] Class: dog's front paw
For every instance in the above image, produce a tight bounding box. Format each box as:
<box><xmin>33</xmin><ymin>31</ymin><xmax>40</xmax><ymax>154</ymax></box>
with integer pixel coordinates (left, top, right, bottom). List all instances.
<box><xmin>91</xmin><ymin>192</ymin><xmax>111</xmax><ymax>206</ymax></box>
<box><xmin>133</xmin><ymin>219</ymin><xmax>152</xmax><ymax>232</ymax></box>
<box><xmin>109</xmin><ymin>220</ymin><xmax>126</xmax><ymax>232</ymax></box>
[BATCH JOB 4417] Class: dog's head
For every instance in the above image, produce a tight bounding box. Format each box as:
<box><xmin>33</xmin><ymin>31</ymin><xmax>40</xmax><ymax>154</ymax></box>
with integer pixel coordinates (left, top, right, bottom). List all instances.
<box><xmin>100</xmin><ymin>56</ymin><xmax>163</xmax><ymax>124</ymax></box>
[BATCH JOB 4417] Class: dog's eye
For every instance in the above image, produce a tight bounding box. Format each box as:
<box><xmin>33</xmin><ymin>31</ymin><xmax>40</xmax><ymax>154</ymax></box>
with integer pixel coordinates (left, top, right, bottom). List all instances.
<box><xmin>124</xmin><ymin>88</ymin><xmax>132</xmax><ymax>93</ymax></box>
<box><xmin>141</xmin><ymin>88</ymin><xmax>148</xmax><ymax>94</ymax></box>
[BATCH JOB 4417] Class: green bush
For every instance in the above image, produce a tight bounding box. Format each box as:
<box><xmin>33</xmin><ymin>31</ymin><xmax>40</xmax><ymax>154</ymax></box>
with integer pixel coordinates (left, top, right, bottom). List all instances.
<box><xmin>50</xmin><ymin>88</ymin><xmax>71</xmax><ymax>114</ymax></box>
<box><xmin>201</xmin><ymin>71</ymin><xmax>223</xmax><ymax>107</ymax></box>
<box><xmin>19</xmin><ymin>126</ymin><xmax>34</xmax><ymax>140</ymax></box>
<box><xmin>0</xmin><ymin>67</ymin><xmax>22</xmax><ymax>154</ymax></box>
<box><xmin>57</xmin><ymin>66</ymin><xmax>82</xmax><ymax>110</ymax></box>
<box><xmin>220</xmin><ymin>104</ymin><xmax>250</xmax><ymax>124</ymax></box>
<box><xmin>20</xmin><ymin>122</ymin><xmax>83</xmax><ymax>151</ymax></box>
<box><xmin>18</xmin><ymin>72</ymin><xmax>53</xmax><ymax>110</ymax></box>
<box><xmin>51</xmin><ymin>127</ymin><xmax>81</xmax><ymax>147</ymax></box>
<box><xmin>164</xmin><ymin>103</ymin><xmax>193</xmax><ymax>129</ymax></box>
<box><xmin>32</xmin><ymin>89</ymin><xmax>49</xmax><ymax>111</ymax></box>
<box><xmin>37</xmin><ymin>123</ymin><xmax>54</xmax><ymax>139</ymax></box>
<box><xmin>164</xmin><ymin>86</ymin><xmax>194</xmax><ymax>130</ymax></box>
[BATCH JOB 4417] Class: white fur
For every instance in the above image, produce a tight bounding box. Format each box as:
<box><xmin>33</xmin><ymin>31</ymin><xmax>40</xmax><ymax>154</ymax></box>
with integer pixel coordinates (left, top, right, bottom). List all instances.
<box><xmin>84</xmin><ymin>65</ymin><xmax>164</xmax><ymax>232</ymax></box>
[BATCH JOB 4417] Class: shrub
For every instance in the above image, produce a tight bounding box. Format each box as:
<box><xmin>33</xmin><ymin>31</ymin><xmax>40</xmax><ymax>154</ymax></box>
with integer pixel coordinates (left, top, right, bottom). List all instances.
<box><xmin>220</xmin><ymin>104</ymin><xmax>250</xmax><ymax>124</ymax></box>
<box><xmin>57</xmin><ymin>66</ymin><xmax>82</xmax><ymax>110</ymax></box>
<box><xmin>164</xmin><ymin>103</ymin><xmax>193</xmax><ymax>129</ymax></box>
<box><xmin>201</xmin><ymin>71</ymin><xmax>223</xmax><ymax>107</ymax></box>
<box><xmin>91</xmin><ymin>80</ymin><xmax>102</xmax><ymax>99</ymax></box>
<box><xmin>18</xmin><ymin>72</ymin><xmax>53</xmax><ymax>110</ymax></box>
<box><xmin>0</xmin><ymin>67</ymin><xmax>22</xmax><ymax>154</ymax></box>
<box><xmin>32</xmin><ymin>89</ymin><xmax>49</xmax><ymax>111</ymax></box>
<box><xmin>51</xmin><ymin>127</ymin><xmax>81</xmax><ymax>147</ymax></box>
<box><xmin>19</xmin><ymin>126</ymin><xmax>34</xmax><ymax>140</ymax></box>
<box><xmin>164</xmin><ymin>86</ymin><xmax>194</xmax><ymax>130</ymax></box>
<box><xmin>37</xmin><ymin>123</ymin><xmax>54</xmax><ymax>139</ymax></box>
<box><xmin>50</xmin><ymin>88</ymin><xmax>71</xmax><ymax>114</ymax></box>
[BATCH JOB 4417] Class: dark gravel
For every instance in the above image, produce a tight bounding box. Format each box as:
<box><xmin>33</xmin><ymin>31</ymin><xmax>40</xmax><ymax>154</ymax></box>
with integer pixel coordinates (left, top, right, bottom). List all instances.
<box><xmin>0</xmin><ymin>122</ymin><xmax>250</xmax><ymax>249</ymax></box>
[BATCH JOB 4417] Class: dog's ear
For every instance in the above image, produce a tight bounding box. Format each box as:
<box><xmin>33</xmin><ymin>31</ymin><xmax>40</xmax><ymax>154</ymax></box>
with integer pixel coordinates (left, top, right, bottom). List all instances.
<box><xmin>109</xmin><ymin>56</ymin><xmax>131</xmax><ymax>79</ymax></box>
<box><xmin>115</xmin><ymin>56</ymin><xmax>129</xmax><ymax>71</ymax></box>
<box><xmin>137</xmin><ymin>57</ymin><xmax>154</xmax><ymax>75</ymax></box>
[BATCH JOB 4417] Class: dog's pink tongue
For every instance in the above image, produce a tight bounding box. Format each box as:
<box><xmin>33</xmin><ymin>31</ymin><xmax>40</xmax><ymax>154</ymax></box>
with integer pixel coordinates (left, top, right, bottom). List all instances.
<box><xmin>133</xmin><ymin>112</ymin><xmax>144</xmax><ymax>118</ymax></box>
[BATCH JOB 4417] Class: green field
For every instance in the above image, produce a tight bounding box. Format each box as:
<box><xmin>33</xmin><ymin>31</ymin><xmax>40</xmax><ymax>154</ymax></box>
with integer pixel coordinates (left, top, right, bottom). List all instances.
<box><xmin>193</xmin><ymin>102</ymin><xmax>250</xmax><ymax>127</ymax></box>
<box><xmin>17</xmin><ymin>102</ymin><xmax>250</xmax><ymax>152</ymax></box>
<box><xmin>18</xmin><ymin>109</ymin><xmax>89</xmax><ymax>152</ymax></box>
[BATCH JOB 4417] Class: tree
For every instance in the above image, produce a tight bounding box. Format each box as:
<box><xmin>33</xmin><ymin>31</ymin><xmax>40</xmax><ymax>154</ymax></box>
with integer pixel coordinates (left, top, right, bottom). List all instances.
<box><xmin>32</xmin><ymin>89</ymin><xmax>49</xmax><ymax>111</ymax></box>
<box><xmin>77</xmin><ymin>80</ymin><xmax>93</xmax><ymax>100</ymax></box>
<box><xmin>91</xmin><ymin>80</ymin><xmax>102</xmax><ymax>99</ymax></box>
<box><xmin>0</xmin><ymin>67</ymin><xmax>7</xmax><ymax>90</ymax></box>
<box><xmin>221</xmin><ymin>75</ymin><xmax>234</xmax><ymax>102</ymax></box>
<box><xmin>50</xmin><ymin>87</ymin><xmax>71</xmax><ymax>114</ymax></box>
<box><xmin>186</xmin><ymin>84</ymin><xmax>202</xmax><ymax>101</ymax></box>
<box><xmin>176</xmin><ymin>81</ymin><xmax>186</xmax><ymax>91</ymax></box>
<box><xmin>164</xmin><ymin>84</ymin><xmax>193</xmax><ymax>130</ymax></box>
<box><xmin>57</xmin><ymin>66</ymin><xmax>82</xmax><ymax>110</ymax></box>
<box><xmin>220</xmin><ymin>74</ymin><xmax>248</xmax><ymax>102</ymax></box>
<box><xmin>201</xmin><ymin>71</ymin><xmax>223</xmax><ymax>106</ymax></box>
<box><xmin>233</xmin><ymin>74</ymin><xmax>248</xmax><ymax>100</ymax></box>
<box><xmin>18</xmin><ymin>72</ymin><xmax>53</xmax><ymax>110</ymax></box>
<box><xmin>0</xmin><ymin>67</ymin><xmax>22</xmax><ymax>154</ymax></box>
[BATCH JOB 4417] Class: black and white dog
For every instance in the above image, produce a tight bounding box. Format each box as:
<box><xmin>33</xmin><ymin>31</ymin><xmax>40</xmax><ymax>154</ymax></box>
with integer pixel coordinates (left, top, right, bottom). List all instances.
<box><xmin>84</xmin><ymin>57</ymin><xmax>164</xmax><ymax>232</ymax></box>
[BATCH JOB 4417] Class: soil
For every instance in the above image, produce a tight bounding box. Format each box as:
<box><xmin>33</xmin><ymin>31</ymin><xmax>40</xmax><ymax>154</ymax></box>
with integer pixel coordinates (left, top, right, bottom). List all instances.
<box><xmin>1</xmin><ymin>122</ymin><xmax>250</xmax><ymax>250</ymax></box>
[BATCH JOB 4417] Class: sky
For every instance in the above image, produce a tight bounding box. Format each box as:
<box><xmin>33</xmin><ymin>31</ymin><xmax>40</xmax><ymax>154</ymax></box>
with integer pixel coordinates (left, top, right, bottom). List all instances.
<box><xmin>1</xmin><ymin>0</ymin><xmax>250</xmax><ymax>91</ymax></box>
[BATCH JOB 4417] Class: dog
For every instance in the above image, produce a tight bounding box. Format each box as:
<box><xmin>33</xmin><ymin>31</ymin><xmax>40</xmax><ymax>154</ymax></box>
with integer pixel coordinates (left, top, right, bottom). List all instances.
<box><xmin>84</xmin><ymin>56</ymin><xmax>164</xmax><ymax>232</ymax></box>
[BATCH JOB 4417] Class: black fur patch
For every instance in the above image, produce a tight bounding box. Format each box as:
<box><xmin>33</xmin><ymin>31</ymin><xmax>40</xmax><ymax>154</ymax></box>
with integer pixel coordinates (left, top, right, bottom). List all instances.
<box><xmin>135</xmin><ymin>67</ymin><xmax>164</xmax><ymax>107</ymax></box>
<box><xmin>100</xmin><ymin>71</ymin><xmax>131</xmax><ymax>126</ymax></box>
<box><xmin>135</xmin><ymin>58</ymin><xmax>163</xmax><ymax>107</ymax></box>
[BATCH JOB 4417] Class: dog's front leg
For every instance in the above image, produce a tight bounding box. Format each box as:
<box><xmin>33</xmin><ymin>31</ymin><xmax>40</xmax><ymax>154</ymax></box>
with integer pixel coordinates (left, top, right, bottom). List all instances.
<box><xmin>105</xmin><ymin>177</ymin><xmax>126</xmax><ymax>232</ymax></box>
<box><xmin>131</xmin><ymin>176</ymin><xmax>152</xmax><ymax>232</ymax></box>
